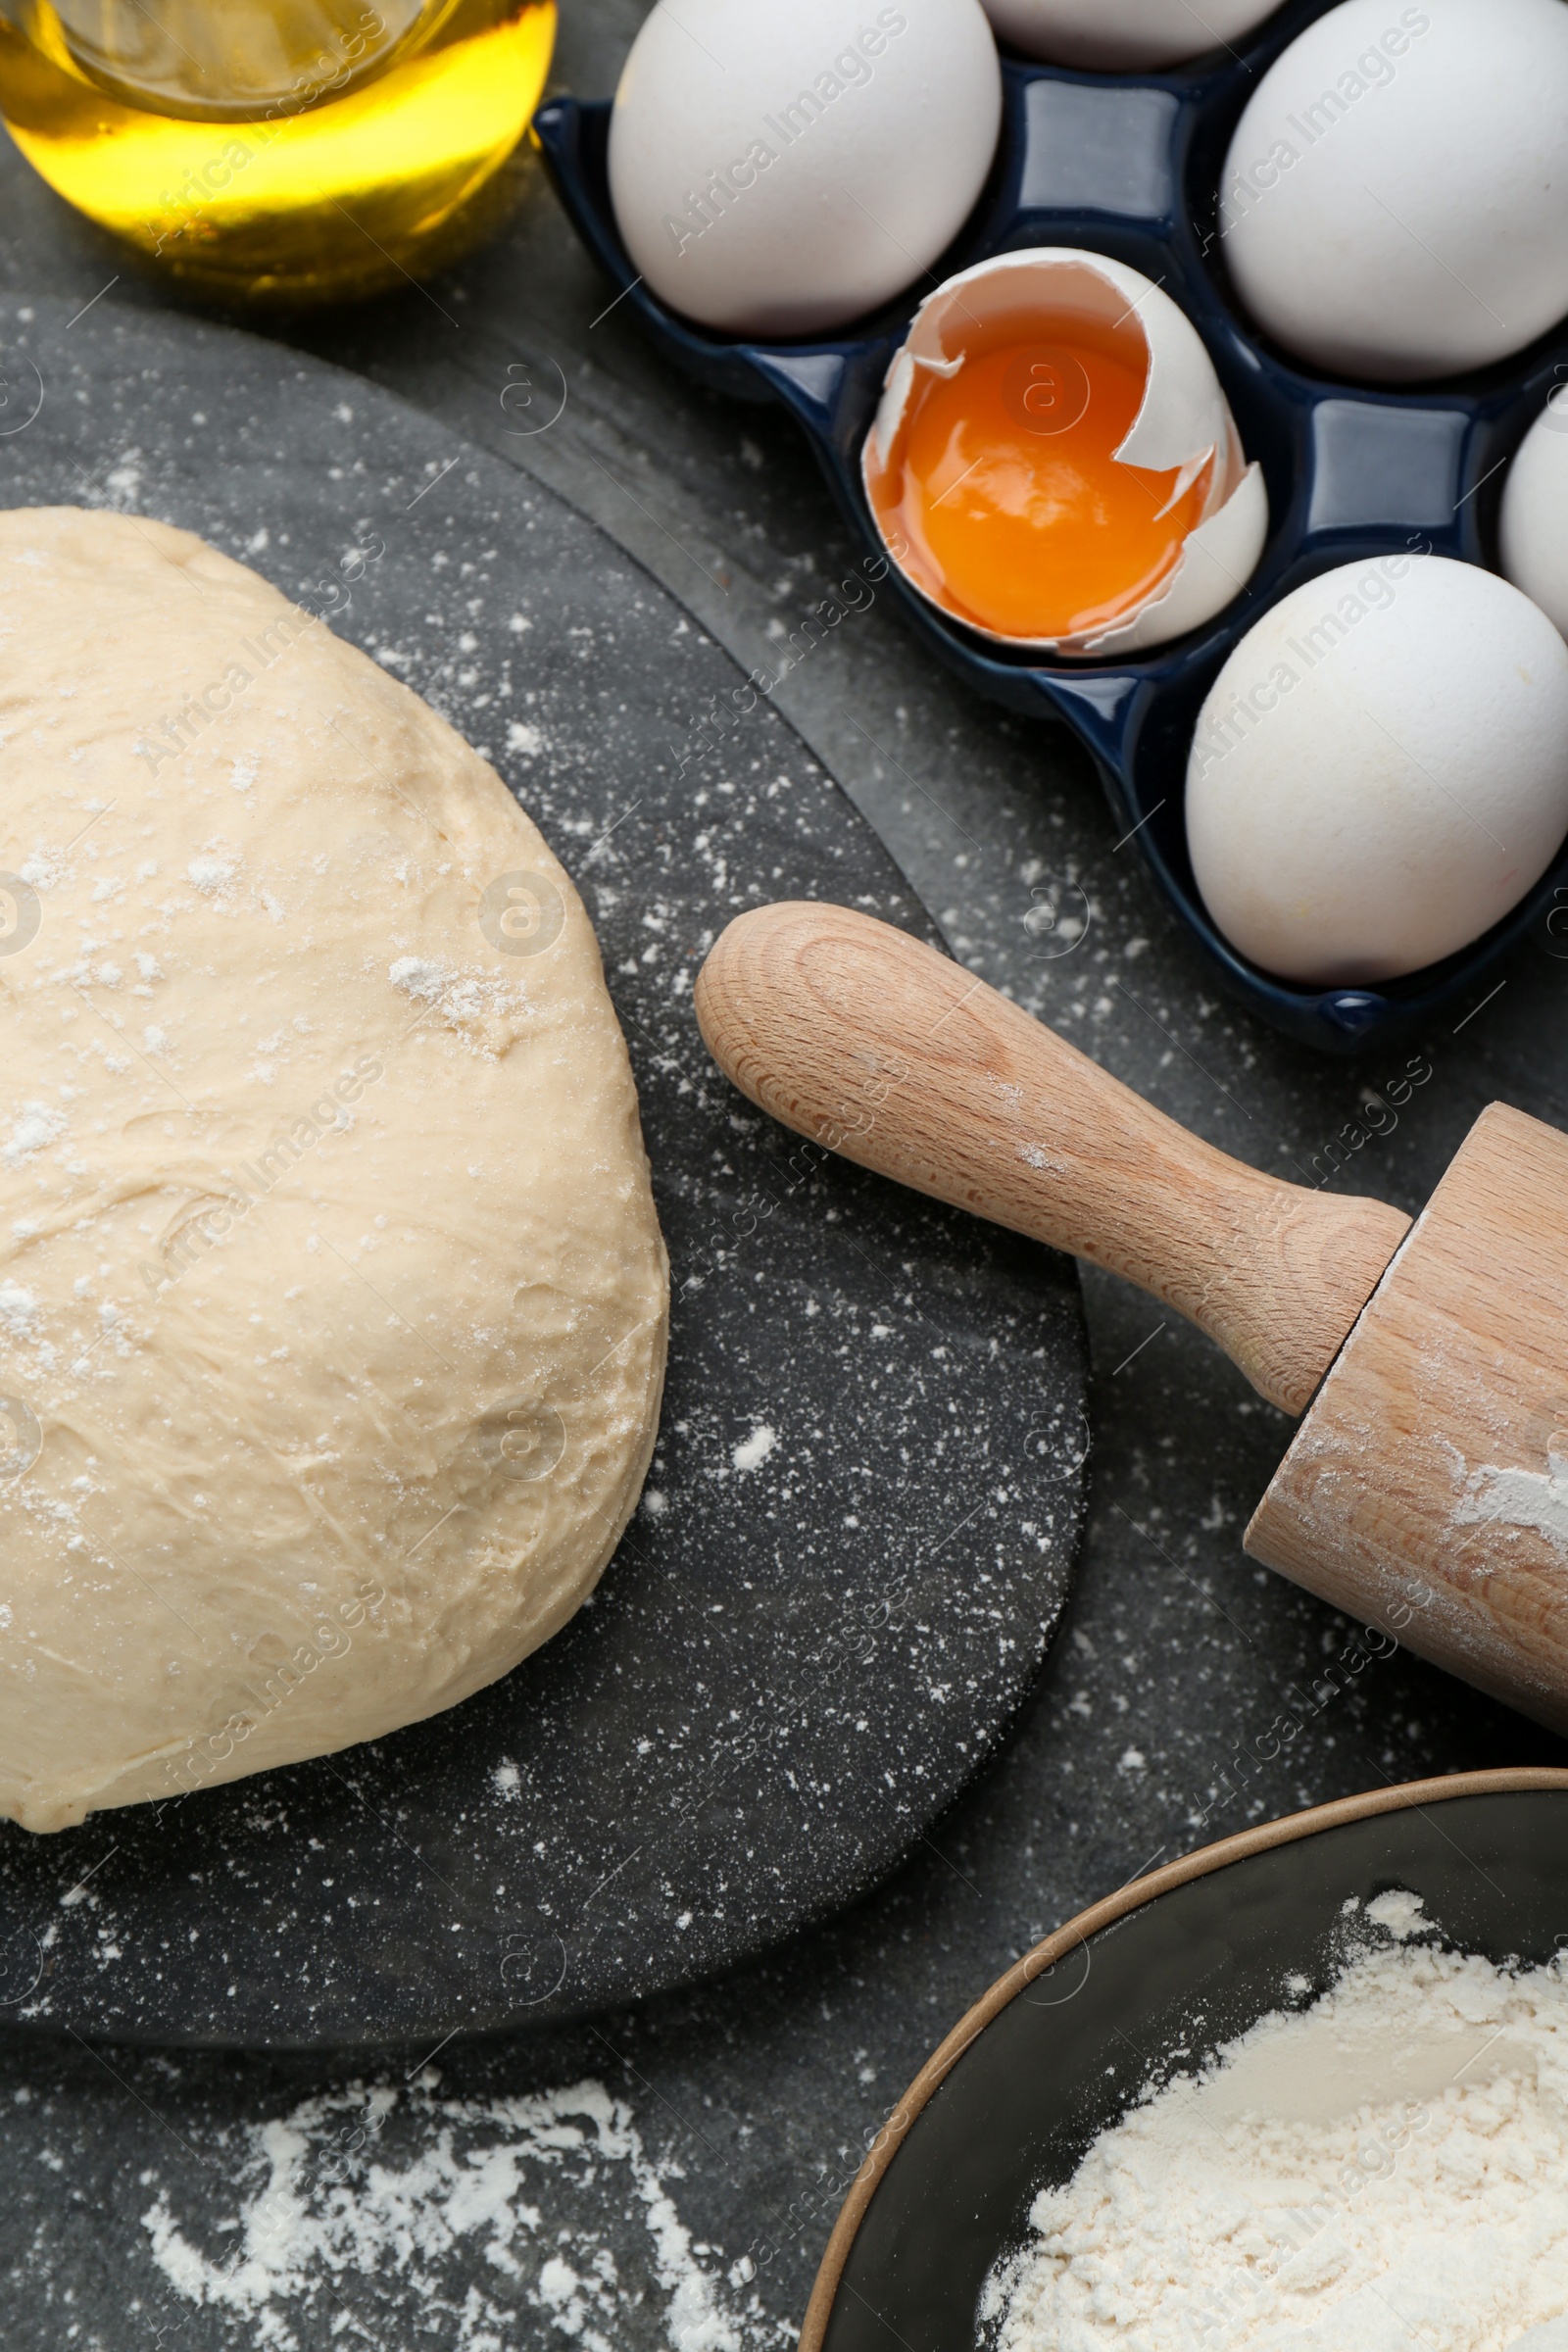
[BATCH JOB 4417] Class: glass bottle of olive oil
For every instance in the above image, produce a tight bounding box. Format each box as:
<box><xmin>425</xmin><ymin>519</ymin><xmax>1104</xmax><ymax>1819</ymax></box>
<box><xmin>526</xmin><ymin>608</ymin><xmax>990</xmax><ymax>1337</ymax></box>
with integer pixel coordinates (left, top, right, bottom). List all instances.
<box><xmin>0</xmin><ymin>0</ymin><xmax>556</xmax><ymax>303</ymax></box>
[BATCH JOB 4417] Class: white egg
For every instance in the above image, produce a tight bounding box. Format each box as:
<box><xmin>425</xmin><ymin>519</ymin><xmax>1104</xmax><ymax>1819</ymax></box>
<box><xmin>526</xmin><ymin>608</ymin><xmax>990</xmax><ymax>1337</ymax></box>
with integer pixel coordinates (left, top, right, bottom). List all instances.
<box><xmin>608</xmin><ymin>0</ymin><xmax>1003</xmax><ymax>338</ymax></box>
<box><xmin>981</xmin><ymin>0</ymin><xmax>1280</xmax><ymax>71</ymax></box>
<box><xmin>1500</xmin><ymin>398</ymin><xmax>1568</xmax><ymax>645</ymax></box>
<box><xmin>1186</xmin><ymin>557</ymin><xmax>1568</xmax><ymax>985</ymax></box>
<box><xmin>1220</xmin><ymin>0</ymin><xmax>1568</xmax><ymax>382</ymax></box>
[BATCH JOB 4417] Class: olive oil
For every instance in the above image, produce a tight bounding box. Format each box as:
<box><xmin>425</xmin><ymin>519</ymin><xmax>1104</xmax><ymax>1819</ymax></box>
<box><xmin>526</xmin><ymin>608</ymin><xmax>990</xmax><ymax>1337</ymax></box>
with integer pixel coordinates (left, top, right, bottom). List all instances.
<box><xmin>0</xmin><ymin>0</ymin><xmax>556</xmax><ymax>303</ymax></box>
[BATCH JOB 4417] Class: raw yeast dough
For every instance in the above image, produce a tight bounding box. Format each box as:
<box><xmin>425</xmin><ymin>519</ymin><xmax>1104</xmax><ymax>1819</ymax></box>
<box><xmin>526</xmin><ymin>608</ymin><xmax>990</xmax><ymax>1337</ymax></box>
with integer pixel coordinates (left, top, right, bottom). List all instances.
<box><xmin>0</xmin><ymin>508</ymin><xmax>668</xmax><ymax>1833</ymax></box>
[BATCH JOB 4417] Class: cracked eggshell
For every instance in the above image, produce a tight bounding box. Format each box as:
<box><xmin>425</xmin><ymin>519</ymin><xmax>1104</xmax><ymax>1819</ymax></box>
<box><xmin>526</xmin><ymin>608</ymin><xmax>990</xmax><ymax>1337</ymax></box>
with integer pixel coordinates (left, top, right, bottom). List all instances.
<box><xmin>1186</xmin><ymin>556</ymin><xmax>1568</xmax><ymax>986</ymax></box>
<box><xmin>607</xmin><ymin>0</ymin><xmax>1003</xmax><ymax>339</ymax></box>
<box><xmin>981</xmin><ymin>0</ymin><xmax>1282</xmax><ymax>70</ymax></box>
<box><xmin>861</xmin><ymin>249</ymin><xmax>1267</xmax><ymax>658</ymax></box>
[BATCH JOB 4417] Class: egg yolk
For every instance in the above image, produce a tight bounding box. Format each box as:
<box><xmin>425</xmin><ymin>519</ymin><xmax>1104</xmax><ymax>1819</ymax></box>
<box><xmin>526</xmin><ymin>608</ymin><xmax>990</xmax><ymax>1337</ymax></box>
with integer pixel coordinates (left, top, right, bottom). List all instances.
<box><xmin>872</xmin><ymin>334</ymin><xmax>1213</xmax><ymax>642</ymax></box>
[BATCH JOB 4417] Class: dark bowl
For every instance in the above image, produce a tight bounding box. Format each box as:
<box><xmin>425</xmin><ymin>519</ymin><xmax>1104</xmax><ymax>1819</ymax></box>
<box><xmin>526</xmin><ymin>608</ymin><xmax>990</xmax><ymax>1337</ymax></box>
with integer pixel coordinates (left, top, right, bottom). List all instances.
<box><xmin>535</xmin><ymin>2</ymin><xmax>1568</xmax><ymax>1055</ymax></box>
<box><xmin>800</xmin><ymin>1769</ymin><xmax>1568</xmax><ymax>2351</ymax></box>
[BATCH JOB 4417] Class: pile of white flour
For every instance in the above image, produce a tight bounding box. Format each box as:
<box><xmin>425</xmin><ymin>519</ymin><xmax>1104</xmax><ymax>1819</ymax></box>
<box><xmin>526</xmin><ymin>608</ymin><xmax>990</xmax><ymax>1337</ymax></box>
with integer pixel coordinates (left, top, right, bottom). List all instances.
<box><xmin>987</xmin><ymin>1895</ymin><xmax>1568</xmax><ymax>2352</ymax></box>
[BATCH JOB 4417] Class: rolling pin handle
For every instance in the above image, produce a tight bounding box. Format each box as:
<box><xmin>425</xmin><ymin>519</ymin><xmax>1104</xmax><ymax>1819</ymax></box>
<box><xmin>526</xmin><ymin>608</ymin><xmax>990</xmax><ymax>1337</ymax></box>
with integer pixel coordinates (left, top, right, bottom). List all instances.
<box><xmin>695</xmin><ymin>902</ymin><xmax>1412</xmax><ymax>1417</ymax></box>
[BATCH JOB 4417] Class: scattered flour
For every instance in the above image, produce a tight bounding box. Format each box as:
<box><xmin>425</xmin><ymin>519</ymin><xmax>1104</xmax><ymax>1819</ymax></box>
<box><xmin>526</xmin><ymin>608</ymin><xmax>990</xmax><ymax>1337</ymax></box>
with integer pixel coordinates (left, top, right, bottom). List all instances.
<box><xmin>989</xmin><ymin>1918</ymin><xmax>1568</xmax><ymax>2352</ymax></box>
<box><xmin>2</xmin><ymin>1102</ymin><xmax>66</xmax><ymax>1169</ymax></box>
<box><xmin>1453</xmin><ymin>1446</ymin><xmax>1568</xmax><ymax>1554</ymax></box>
<box><xmin>387</xmin><ymin>955</ymin><xmax>530</xmax><ymax>1055</ymax></box>
<box><xmin>0</xmin><ymin>1280</ymin><xmax>41</xmax><ymax>1341</ymax></box>
<box><xmin>186</xmin><ymin>851</ymin><xmax>238</xmax><ymax>894</ymax></box>
<box><xmin>1364</xmin><ymin>1887</ymin><xmax>1428</xmax><ymax>1941</ymax></box>
<box><xmin>731</xmin><ymin>1423</ymin><xmax>777</xmax><ymax>1474</ymax></box>
<box><xmin>140</xmin><ymin>2077</ymin><xmax>787</xmax><ymax>2352</ymax></box>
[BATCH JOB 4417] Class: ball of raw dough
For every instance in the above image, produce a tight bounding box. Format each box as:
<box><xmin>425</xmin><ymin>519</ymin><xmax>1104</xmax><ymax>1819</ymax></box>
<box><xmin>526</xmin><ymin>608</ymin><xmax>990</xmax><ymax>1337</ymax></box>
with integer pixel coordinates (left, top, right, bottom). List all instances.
<box><xmin>1220</xmin><ymin>0</ymin><xmax>1568</xmax><ymax>381</ymax></box>
<box><xmin>608</xmin><ymin>0</ymin><xmax>1002</xmax><ymax>337</ymax></box>
<box><xmin>1500</xmin><ymin>398</ymin><xmax>1568</xmax><ymax>644</ymax></box>
<box><xmin>981</xmin><ymin>0</ymin><xmax>1277</xmax><ymax>70</ymax></box>
<box><xmin>0</xmin><ymin>509</ymin><xmax>667</xmax><ymax>1833</ymax></box>
<box><xmin>1186</xmin><ymin>555</ymin><xmax>1568</xmax><ymax>985</ymax></box>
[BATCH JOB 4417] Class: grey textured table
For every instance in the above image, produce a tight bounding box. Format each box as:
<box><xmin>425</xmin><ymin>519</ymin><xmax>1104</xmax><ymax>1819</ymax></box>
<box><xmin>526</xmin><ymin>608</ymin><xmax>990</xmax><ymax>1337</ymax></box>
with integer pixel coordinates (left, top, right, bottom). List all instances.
<box><xmin>1</xmin><ymin>6</ymin><xmax>1565</xmax><ymax>2345</ymax></box>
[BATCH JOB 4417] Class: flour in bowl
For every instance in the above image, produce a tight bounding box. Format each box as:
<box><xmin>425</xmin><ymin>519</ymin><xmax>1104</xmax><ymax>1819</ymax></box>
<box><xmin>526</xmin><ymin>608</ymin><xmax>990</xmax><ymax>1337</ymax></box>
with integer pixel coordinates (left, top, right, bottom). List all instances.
<box><xmin>987</xmin><ymin>1900</ymin><xmax>1568</xmax><ymax>2351</ymax></box>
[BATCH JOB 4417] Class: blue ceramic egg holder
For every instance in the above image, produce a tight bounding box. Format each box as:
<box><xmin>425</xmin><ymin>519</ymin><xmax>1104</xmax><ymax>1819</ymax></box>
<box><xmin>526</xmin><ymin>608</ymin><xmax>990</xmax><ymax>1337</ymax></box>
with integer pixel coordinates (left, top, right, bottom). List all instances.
<box><xmin>536</xmin><ymin>0</ymin><xmax>1568</xmax><ymax>1055</ymax></box>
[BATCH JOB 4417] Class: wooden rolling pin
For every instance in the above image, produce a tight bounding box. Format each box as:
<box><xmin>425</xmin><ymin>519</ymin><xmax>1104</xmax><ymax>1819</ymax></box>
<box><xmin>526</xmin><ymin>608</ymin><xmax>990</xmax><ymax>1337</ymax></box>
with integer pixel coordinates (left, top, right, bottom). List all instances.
<box><xmin>695</xmin><ymin>901</ymin><xmax>1568</xmax><ymax>1734</ymax></box>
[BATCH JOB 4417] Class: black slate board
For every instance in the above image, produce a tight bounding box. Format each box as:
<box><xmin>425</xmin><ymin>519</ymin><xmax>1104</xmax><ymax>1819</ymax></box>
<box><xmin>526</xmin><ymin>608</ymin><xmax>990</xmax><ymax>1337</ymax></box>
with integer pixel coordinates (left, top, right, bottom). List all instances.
<box><xmin>0</xmin><ymin>297</ymin><xmax>1088</xmax><ymax>2048</ymax></box>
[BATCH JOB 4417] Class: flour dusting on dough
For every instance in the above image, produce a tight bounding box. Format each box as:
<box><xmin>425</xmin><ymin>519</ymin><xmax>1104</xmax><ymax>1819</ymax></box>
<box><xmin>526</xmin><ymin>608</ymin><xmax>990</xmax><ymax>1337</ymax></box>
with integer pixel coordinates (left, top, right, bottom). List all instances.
<box><xmin>388</xmin><ymin>955</ymin><xmax>533</xmax><ymax>1055</ymax></box>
